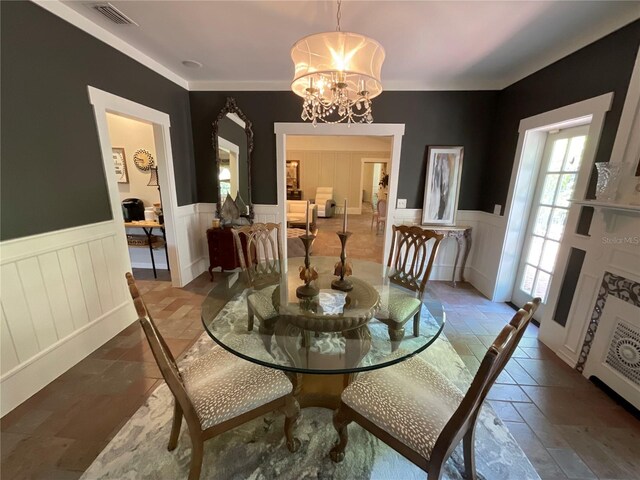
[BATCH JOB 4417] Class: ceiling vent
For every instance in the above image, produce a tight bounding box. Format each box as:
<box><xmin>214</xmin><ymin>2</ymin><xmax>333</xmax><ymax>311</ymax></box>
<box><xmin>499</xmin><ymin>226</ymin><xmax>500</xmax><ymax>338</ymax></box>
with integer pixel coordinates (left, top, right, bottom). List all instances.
<box><xmin>92</xmin><ymin>3</ymin><xmax>138</xmax><ymax>25</ymax></box>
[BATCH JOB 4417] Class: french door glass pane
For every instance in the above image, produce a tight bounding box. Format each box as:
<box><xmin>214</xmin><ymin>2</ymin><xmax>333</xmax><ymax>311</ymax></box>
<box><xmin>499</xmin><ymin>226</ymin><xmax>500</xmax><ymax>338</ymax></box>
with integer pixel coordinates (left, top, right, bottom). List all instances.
<box><xmin>527</xmin><ymin>236</ymin><xmax>544</xmax><ymax>265</ymax></box>
<box><xmin>522</xmin><ymin>265</ymin><xmax>536</xmax><ymax>294</ymax></box>
<box><xmin>548</xmin><ymin>208</ymin><xmax>568</xmax><ymax>240</ymax></box>
<box><xmin>533</xmin><ymin>271</ymin><xmax>551</xmax><ymax>299</ymax></box>
<box><xmin>533</xmin><ymin>206</ymin><xmax>552</xmax><ymax>236</ymax></box>
<box><xmin>540</xmin><ymin>174</ymin><xmax>559</xmax><ymax>205</ymax></box>
<box><xmin>540</xmin><ymin>240</ymin><xmax>560</xmax><ymax>272</ymax></box>
<box><xmin>564</xmin><ymin>136</ymin><xmax>586</xmax><ymax>172</ymax></box>
<box><xmin>549</xmin><ymin>139</ymin><xmax>568</xmax><ymax>171</ymax></box>
<box><xmin>556</xmin><ymin>174</ymin><xmax>576</xmax><ymax>207</ymax></box>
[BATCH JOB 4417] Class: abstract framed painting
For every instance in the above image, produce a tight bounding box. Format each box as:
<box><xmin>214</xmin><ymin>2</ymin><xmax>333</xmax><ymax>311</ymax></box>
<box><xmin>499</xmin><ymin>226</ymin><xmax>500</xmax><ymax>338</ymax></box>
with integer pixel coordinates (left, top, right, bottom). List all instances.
<box><xmin>421</xmin><ymin>146</ymin><xmax>464</xmax><ymax>226</ymax></box>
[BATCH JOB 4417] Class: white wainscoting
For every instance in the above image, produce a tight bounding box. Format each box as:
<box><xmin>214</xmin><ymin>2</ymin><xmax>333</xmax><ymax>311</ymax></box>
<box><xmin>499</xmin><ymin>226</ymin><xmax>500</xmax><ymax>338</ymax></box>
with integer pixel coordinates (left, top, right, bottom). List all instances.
<box><xmin>0</xmin><ymin>221</ymin><xmax>136</xmax><ymax>416</ymax></box>
<box><xmin>392</xmin><ymin>209</ymin><xmax>506</xmax><ymax>300</ymax></box>
<box><xmin>175</xmin><ymin>204</ymin><xmax>208</xmax><ymax>286</ymax></box>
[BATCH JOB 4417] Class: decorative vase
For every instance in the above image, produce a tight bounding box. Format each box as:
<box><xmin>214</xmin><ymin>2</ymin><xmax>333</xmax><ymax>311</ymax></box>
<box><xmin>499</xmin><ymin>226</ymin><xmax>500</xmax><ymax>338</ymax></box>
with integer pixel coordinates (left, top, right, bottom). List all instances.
<box><xmin>595</xmin><ymin>162</ymin><xmax>622</xmax><ymax>202</ymax></box>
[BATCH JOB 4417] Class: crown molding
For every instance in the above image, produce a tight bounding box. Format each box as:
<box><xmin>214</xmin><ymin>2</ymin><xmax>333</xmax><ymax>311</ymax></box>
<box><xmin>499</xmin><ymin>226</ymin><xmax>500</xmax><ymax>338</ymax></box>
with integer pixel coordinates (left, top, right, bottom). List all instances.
<box><xmin>32</xmin><ymin>0</ymin><xmax>189</xmax><ymax>90</ymax></box>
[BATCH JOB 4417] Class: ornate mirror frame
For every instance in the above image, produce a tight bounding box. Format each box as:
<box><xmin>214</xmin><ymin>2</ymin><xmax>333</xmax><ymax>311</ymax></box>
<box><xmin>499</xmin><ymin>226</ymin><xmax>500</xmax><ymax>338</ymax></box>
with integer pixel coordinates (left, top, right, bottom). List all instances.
<box><xmin>212</xmin><ymin>97</ymin><xmax>254</xmax><ymax>221</ymax></box>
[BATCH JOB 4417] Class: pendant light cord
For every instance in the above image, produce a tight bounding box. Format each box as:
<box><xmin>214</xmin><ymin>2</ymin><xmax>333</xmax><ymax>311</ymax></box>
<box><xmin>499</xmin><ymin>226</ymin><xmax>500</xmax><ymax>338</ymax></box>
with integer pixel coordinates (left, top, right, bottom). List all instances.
<box><xmin>336</xmin><ymin>0</ymin><xmax>342</xmax><ymax>31</ymax></box>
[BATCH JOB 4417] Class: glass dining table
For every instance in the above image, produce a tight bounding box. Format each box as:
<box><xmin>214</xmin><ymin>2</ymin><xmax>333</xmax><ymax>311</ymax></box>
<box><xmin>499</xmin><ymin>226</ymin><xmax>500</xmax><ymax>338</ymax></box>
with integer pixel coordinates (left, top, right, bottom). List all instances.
<box><xmin>201</xmin><ymin>256</ymin><xmax>445</xmax><ymax>409</ymax></box>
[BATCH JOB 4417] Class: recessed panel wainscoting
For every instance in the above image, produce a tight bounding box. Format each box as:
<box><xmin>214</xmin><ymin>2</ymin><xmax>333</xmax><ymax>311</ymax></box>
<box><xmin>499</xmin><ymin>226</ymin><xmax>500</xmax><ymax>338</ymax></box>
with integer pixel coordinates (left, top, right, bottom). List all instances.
<box><xmin>0</xmin><ymin>221</ymin><xmax>136</xmax><ymax>416</ymax></box>
<box><xmin>393</xmin><ymin>209</ymin><xmax>507</xmax><ymax>300</ymax></box>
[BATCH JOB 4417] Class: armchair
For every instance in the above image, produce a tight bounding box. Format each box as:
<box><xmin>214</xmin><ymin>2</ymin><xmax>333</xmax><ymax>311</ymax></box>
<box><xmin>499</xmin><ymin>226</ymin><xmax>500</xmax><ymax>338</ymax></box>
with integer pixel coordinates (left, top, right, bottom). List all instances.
<box><xmin>315</xmin><ymin>187</ymin><xmax>336</xmax><ymax>218</ymax></box>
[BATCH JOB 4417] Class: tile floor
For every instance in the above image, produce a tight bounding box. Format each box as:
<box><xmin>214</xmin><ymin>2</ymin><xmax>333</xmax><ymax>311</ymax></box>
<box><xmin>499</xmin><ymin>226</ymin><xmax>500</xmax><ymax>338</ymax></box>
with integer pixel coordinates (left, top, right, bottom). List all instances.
<box><xmin>2</xmin><ymin>274</ymin><xmax>639</xmax><ymax>479</ymax></box>
<box><xmin>313</xmin><ymin>202</ymin><xmax>385</xmax><ymax>262</ymax></box>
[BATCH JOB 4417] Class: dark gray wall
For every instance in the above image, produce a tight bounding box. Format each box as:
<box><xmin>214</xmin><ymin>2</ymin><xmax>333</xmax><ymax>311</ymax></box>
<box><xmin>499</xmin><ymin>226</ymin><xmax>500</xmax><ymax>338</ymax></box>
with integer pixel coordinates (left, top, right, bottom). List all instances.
<box><xmin>190</xmin><ymin>91</ymin><xmax>498</xmax><ymax>208</ymax></box>
<box><xmin>1</xmin><ymin>1</ymin><xmax>197</xmax><ymax>241</ymax></box>
<box><xmin>481</xmin><ymin>20</ymin><xmax>640</xmax><ymax>213</ymax></box>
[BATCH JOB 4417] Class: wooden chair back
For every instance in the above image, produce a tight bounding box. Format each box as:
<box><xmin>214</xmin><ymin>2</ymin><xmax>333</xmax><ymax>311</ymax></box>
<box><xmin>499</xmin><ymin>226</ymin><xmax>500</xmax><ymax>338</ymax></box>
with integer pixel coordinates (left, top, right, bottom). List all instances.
<box><xmin>232</xmin><ymin>223</ymin><xmax>283</xmax><ymax>286</ymax></box>
<box><xmin>376</xmin><ymin>199</ymin><xmax>387</xmax><ymax>219</ymax></box>
<box><xmin>430</xmin><ymin>305</ymin><xmax>536</xmax><ymax>467</ymax></box>
<box><xmin>125</xmin><ymin>273</ymin><xmax>201</xmax><ymax>429</ymax></box>
<box><xmin>386</xmin><ymin>225</ymin><xmax>444</xmax><ymax>297</ymax></box>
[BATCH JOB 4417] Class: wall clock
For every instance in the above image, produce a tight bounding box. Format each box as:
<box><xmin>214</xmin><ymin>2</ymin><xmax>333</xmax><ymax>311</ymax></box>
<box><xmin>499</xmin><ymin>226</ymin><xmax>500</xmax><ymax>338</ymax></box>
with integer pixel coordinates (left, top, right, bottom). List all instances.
<box><xmin>133</xmin><ymin>149</ymin><xmax>155</xmax><ymax>171</ymax></box>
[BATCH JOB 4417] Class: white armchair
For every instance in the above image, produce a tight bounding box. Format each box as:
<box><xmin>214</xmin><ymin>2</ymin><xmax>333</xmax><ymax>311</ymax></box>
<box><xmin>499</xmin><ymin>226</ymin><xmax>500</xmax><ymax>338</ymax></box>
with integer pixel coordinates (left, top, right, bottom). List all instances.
<box><xmin>315</xmin><ymin>187</ymin><xmax>336</xmax><ymax>218</ymax></box>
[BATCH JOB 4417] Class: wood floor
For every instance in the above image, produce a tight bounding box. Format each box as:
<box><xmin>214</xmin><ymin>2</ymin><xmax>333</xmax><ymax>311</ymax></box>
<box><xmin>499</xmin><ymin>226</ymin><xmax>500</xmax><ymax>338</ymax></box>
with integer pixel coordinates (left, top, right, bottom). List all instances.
<box><xmin>1</xmin><ymin>270</ymin><xmax>639</xmax><ymax>479</ymax></box>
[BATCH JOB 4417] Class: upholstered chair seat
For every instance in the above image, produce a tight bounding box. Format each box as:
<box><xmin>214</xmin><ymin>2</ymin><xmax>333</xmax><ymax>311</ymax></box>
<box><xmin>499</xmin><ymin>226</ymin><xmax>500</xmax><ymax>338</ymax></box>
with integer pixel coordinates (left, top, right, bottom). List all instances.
<box><xmin>342</xmin><ymin>355</ymin><xmax>463</xmax><ymax>460</ymax></box>
<box><xmin>377</xmin><ymin>289</ymin><xmax>422</xmax><ymax>323</ymax></box>
<box><xmin>181</xmin><ymin>346</ymin><xmax>293</xmax><ymax>430</ymax></box>
<box><xmin>247</xmin><ymin>284</ymin><xmax>279</xmax><ymax>322</ymax></box>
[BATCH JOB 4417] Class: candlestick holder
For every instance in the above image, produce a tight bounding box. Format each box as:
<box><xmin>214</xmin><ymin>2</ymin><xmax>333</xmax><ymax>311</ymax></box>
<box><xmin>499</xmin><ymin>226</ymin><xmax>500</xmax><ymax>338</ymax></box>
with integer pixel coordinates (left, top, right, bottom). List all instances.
<box><xmin>332</xmin><ymin>231</ymin><xmax>353</xmax><ymax>292</ymax></box>
<box><xmin>296</xmin><ymin>234</ymin><xmax>319</xmax><ymax>299</ymax></box>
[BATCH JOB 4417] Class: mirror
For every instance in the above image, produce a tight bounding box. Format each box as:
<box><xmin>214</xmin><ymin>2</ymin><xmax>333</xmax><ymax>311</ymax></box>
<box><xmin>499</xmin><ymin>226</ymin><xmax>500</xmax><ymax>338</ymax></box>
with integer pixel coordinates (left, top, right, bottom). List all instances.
<box><xmin>212</xmin><ymin>97</ymin><xmax>253</xmax><ymax>224</ymax></box>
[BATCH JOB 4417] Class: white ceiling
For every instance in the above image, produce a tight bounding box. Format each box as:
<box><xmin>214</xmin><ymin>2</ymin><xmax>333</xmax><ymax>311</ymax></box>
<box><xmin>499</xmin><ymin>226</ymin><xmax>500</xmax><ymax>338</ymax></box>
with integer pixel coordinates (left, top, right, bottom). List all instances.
<box><xmin>59</xmin><ymin>0</ymin><xmax>640</xmax><ymax>90</ymax></box>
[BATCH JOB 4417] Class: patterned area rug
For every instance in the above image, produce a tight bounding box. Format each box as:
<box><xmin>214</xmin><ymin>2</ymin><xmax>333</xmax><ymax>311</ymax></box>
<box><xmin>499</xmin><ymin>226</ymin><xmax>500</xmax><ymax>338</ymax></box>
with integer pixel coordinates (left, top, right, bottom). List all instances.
<box><xmin>82</xmin><ymin>293</ymin><xmax>540</xmax><ymax>480</ymax></box>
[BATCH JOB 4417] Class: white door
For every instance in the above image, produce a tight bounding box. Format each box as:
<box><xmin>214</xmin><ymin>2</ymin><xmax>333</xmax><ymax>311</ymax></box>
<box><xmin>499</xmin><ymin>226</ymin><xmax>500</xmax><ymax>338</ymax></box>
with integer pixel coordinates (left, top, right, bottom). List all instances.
<box><xmin>512</xmin><ymin>125</ymin><xmax>589</xmax><ymax>320</ymax></box>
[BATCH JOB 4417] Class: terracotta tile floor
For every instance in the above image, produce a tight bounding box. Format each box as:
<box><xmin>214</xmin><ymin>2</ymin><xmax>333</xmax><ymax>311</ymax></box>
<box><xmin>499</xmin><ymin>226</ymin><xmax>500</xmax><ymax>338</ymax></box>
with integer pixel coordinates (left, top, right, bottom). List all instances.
<box><xmin>2</xmin><ymin>270</ymin><xmax>639</xmax><ymax>479</ymax></box>
<box><xmin>313</xmin><ymin>202</ymin><xmax>385</xmax><ymax>263</ymax></box>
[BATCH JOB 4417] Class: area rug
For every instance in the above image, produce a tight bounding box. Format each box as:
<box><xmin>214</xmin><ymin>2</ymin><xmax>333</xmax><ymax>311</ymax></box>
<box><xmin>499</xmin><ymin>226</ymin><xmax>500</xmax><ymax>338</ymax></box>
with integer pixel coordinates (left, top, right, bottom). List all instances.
<box><xmin>82</xmin><ymin>292</ymin><xmax>540</xmax><ymax>480</ymax></box>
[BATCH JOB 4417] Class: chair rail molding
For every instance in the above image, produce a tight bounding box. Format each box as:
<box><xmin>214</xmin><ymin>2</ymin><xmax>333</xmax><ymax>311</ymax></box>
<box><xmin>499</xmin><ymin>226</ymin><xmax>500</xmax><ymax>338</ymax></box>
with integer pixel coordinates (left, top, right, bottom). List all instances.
<box><xmin>0</xmin><ymin>220</ymin><xmax>136</xmax><ymax>416</ymax></box>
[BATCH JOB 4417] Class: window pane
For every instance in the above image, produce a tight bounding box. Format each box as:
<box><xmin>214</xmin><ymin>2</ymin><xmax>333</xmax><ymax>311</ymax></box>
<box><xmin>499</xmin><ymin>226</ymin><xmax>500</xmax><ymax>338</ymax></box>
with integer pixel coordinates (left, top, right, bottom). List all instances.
<box><xmin>527</xmin><ymin>236</ymin><xmax>544</xmax><ymax>266</ymax></box>
<box><xmin>549</xmin><ymin>138</ymin><xmax>568</xmax><ymax>171</ymax></box>
<box><xmin>540</xmin><ymin>240</ymin><xmax>560</xmax><ymax>272</ymax></box>
<box><xmin>533</xmin><ymin>206</ymin><xmax>552</xmax><ymax>236</ymax></box>
<box><xmin>533</xmin><ymin>270</ymin><xmax>551</xmax><ymax>301</ymax></box>
<box><xmin>521</xmin><ymin>265</ymin><xmax>536</xmax><ymax>294</ymax></box>
<box><xmin>556</xmin><ymin>174</ymin><xmax>576</xmax><ymax>207</ymax></box>
<box><xmin>564</xmin><ymin>136</ymin><xmax>586</xmax><ymax>172</ymax></box>
<box><xmin>548</xmin><ymin>208</ymin><xmax>568</xmax><ymax>240</ymax></box>
<box><xmin>540</xmin><ymin>174</ymin><xmax>559</xmax><ymax>205</ymax></box>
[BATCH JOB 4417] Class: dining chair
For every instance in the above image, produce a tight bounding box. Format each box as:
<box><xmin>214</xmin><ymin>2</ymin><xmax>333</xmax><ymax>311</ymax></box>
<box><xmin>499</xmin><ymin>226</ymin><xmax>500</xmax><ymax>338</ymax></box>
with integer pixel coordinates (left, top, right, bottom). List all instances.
<box><xmin>232</xmin><ymin>223</ymin><xmax>283</xmax><ymax>332</ymax></box>
<box><xmin>125</xmin><ymin>273</ymin><xmax>300</xmax><ymax>480</ymax></box>
<box><xmin>330</xmin><ymin>298</ymin><xmax>540</xmax><ymax>479</ymax></box>
<box><xmin>378</xmin><ymin>225</ymin><xmax>444</xmax><ymax>350</ymax></box>
<box><xmin>371</xmin><ymin>199</ymin><xmax>387</xmax><ymax>234</ymax></box>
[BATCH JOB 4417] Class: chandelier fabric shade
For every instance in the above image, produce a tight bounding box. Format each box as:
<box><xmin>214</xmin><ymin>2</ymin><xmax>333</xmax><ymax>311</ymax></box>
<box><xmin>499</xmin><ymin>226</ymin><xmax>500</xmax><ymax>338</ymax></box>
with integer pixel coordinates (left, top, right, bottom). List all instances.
<box><xmin>291</xmin><ymin>31</ymin><xmax>385</xmax><ymax>100</ymax></box>
<box><xmin>290</xmin><ymin>30</ymin><xmax>385</xmax><ymax>124</ymax></box>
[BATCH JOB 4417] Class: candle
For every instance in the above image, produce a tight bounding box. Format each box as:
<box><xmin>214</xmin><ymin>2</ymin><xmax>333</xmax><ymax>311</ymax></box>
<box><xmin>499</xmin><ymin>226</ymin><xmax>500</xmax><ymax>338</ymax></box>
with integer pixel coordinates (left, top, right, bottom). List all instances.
<box><xmin>305</xmin><ymin>200</ymin><xmax>310</xmax><ymax>236</ymax></box>
<box><xmin>343</xmin><ymin>199</ymin><xmax>347</xmax><ymax>233</ymax></box>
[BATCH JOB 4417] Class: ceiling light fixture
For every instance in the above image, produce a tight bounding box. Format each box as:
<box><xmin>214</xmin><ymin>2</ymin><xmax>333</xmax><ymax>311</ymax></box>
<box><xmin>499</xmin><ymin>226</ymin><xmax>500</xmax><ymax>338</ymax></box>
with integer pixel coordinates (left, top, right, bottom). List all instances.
<box><xmin>182</xmin><ymin>60</ymin><xmax>203</xmax><ymax>68</ymax></box>
<box><xmin>290</xmin><ymin>0</ymin><xmax>385</xmax><ymax>125</ymax></box>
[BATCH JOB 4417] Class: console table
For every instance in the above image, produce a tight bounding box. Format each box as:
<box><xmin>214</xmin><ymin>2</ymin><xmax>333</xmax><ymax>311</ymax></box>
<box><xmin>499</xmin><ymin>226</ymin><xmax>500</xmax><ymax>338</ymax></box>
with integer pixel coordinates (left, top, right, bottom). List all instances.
<box><xmin>425</xmin><ymin>225</ymin><xmax>472</xmax><ymax>287</ymax></box>
<box><xmin>124</xmin><ymin>221</ymin><xmax>169</xmax><ymax>279</ymax></box>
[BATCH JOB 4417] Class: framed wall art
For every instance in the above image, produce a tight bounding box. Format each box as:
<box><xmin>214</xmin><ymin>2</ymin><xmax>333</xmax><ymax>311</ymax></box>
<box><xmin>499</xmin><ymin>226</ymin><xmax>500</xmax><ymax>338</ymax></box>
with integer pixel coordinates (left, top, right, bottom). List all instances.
<box><xmin>421</xmin><ymin>146</ymin><xmax>464</xmax><ymax>226</ymax></box>
<box><xmin>112</xmin><ymin>147</ymin><xmax>128</xmax><ymax>184</ymax></box>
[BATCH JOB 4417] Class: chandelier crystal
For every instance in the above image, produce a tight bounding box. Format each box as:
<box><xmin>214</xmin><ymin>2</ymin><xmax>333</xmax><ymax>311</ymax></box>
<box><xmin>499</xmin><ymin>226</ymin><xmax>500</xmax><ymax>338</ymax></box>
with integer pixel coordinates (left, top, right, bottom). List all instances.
<box><xmin>290</xmin><ymin>1</ymin><xmax>385</xmax><ymax>125</ymax></box>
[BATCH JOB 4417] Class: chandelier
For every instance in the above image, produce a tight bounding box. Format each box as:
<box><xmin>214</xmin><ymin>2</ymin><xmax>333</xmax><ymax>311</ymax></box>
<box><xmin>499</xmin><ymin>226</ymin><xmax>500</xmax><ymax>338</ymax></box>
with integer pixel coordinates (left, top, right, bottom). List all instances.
<box><xmin>290</xmin><ymin>0</ymin><xmax>385</xmax><ymax>125</ymax></box>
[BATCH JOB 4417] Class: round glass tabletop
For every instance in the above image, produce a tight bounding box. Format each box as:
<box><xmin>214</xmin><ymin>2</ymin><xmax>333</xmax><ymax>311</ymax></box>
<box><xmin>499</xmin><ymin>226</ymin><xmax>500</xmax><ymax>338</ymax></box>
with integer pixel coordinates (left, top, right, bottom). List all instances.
<box><xmin>201</xmin><ymin>256</ymin><xmax>445</xmax><ymax>374</ymax></box>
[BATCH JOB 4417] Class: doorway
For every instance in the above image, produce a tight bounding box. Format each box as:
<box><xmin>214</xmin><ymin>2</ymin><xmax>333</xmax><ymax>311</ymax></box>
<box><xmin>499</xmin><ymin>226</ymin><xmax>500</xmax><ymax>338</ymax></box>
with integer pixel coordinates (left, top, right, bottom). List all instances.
<box><xmin>275</xmin><ymin>123</ymin><xmax>405</xmax><ymax>264</ymax></box>
<box><xmin>512</xmin><ymin>125</ymin><xmax>589</xmax><ymax>318</ymax></box>
<box><xmin>106</xmin><ymin>112</ymin><xmax>170</xmax><ymax>281</ymax></box>
<box><xmin>285</xmin><ymin>135</ymin><xmax>393</xmax><ymax>263</ymax></box>
<box><xmin>88</xmin><ymin>86</ymin><xmax>184</xmax><ymax>287</ymax></box>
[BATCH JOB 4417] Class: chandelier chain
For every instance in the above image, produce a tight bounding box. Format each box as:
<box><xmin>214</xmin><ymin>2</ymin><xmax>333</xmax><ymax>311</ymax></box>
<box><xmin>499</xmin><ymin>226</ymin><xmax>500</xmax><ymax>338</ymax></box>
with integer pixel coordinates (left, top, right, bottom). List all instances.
<box><xmin>336</xmin><ymin>0</ymin><xmax>342</xmax><ymax>31</ymax></box>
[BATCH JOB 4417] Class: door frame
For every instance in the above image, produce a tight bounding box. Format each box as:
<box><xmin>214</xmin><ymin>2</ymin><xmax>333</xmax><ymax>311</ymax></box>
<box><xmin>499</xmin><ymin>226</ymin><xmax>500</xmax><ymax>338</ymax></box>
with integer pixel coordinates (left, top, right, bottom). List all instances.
<box><xmin>88</xmin><ymin>86</ymin><xmax>183</xmax><ymax>286</ymax></box>
<box><xmin>494</xmin><ymin>92</ymin><xmax>613</xmax><ymax>305</ymax></box>
<box><xmin>360</xmin><ymin>158</ymin><xmax>391</xmax><ymax>211</ymax></box>
<box><xmin>274</xmin><ymin>123</ymin><xmax>405</xmax><ymax>264</ymax></box>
